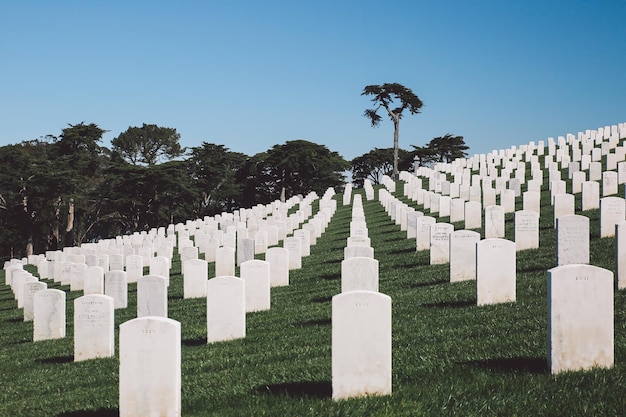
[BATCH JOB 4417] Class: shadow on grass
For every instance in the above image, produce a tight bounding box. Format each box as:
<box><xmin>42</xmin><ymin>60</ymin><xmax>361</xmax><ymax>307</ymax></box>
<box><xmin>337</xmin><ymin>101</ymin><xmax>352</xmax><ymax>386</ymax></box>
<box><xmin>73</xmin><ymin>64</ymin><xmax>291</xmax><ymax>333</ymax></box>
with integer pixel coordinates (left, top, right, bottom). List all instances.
<box><xmin>299</xmin><ymin>318</ymin><xmax>331</xmax><ymax>327</ymax></box>
<box><xmin>39</xmin><ymin>355</ymin><xmax>74</xmax><ymax>364</ymax></box>
<box><xmin>320</xmin><ymin>273</ymin><xmax>340</xmax><ymax>281</ymax></box>
<box><xmin>422</xmin><ymin>299</ymin><xmax>475</xmax><ymax>308</ymax></box>
<box><xmin>182</xmin><ymin>337</ymin><xmax>206</xmax><ymax>347</ymax></box>
<box><xmin>6</xmin><ymin>317</ymin><xmax>24</xmax><ymax>323</ymax></box>
<box><xmin>255</xmin><ymin>381</ymin><xmax>332</xmax><ymax>399</ymax></box>
<box><xmin>57</xmin><ymin>409</ymin><xmax>118</xmax><ymax>417</ymax></box>
<box><xmin>310</xmin><ymin>295</ymin><xmax>332</xmax><ymax>304</ymax></box>
<box><xmin>389</xmin><ymin>247</ymin><xmax>418</xmax><ymax>255</ymax></box>
<box><xmin>458</xmin><ymin>357</ymin><xmax>547</xmax><ymax>374</ymax></box>
<box><xmin>409</xmin><ymin>279</ymin><xmax>448</xmax><ymax>288</ymax></box>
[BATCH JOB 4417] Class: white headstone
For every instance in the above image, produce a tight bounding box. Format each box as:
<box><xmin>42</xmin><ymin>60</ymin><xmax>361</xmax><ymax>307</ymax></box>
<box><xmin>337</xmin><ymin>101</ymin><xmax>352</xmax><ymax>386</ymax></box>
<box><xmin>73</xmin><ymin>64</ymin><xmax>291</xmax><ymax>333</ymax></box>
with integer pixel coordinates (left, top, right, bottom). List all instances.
<box><xmin>556</xmin><ymin>215</ymin><xmax>590</xmax><ymax>266</ymax></box>
<box><xmin>341</xmin><ymin>257</ymin><xmax>379</xmax><ymax>293</ymax></box>
<box><xmin>265</xmin><ymin>247</ymin><xmax>289</xmax><ymax>287</ymax></box>
<box><xmin>547</xmin><ymin>264</ymin><xmax>613</xmax><ymax>374</ymax></box>
<box><xmin>344</xmin><ymin>245</ymin><xmax>374</xmax><ymax>260</ymax></box>
<box><xmin>430</xmin><ymin>223</ymin><xmax>454</xmax><ymax>265</ymax></box>
<box><xmin>449</xmin><ymin>230</ymin><xmax>480</xmax><ymax>282</ymax></box>
<box><xmin>476</xmin><ymin>238</ymin><xmax>516</xmax><ymax>306</ymax></box>
<box><xmin>183</xmin><ymin>259</ymin><xmax>208</xmax><ymax>299</ymax></box>
<box><xmin>600</xmin><ymin>196</ymin><xmax>626</xmax><ymax>238</ymax></box>
<box><xmin>23</xmin><ymin>281</ymin><xmax>47</xmax><ymax>322</ymax></box>
<box><xmin>215</xmin><ymin>247</ymin><xmax>236</xmax><ymax>277</ymax></box>
<box><xmin>137</xmin><ymin>275</ymin><xmax>168</xmax><ymax>318</ymax></box>
<box><xmin>207</xmin><ymin>276</ymin><xmax>245</xmax><ymax>343</ymax></box>
<box><xmin>332</xmin><ymin>291</ymin><xmax>391</xmax><ymax>400</ymax></box>
<box><xmin>484</xmin><ymin>205</ymin><xmax>505</xmax><ymax>239</ymax></box>
<box><xmin>105</xmin><ymin>270</ymin><xmax>128</xmax><ymax>309</ymax></box>
<box><xmin>514</xmin><ymin>210</ymin><xmax>539</xmax><ymax>251</ymax></box>
<box><xmin>34</xmin><ymin>289</ymin><xmax>66</xmax><ymax>341</ymax></box>
<box><xmin>240</xmin><ymin>259</ymin><xmax>271</xmax><ymax>312</ymax></box>
<box><xmin>284</xmin><ymin>236</ymin><xmax>302</xmax><ymax>270</ymax></box>
<box><xmin>74</xmin><ymin>294</ymin><xmax>114</xmax><ymax>361</ymax></box>
<box><xmin>119</xmin><ymin>317</ymin><xmax>181</xmax><ymax>417</ymax></box>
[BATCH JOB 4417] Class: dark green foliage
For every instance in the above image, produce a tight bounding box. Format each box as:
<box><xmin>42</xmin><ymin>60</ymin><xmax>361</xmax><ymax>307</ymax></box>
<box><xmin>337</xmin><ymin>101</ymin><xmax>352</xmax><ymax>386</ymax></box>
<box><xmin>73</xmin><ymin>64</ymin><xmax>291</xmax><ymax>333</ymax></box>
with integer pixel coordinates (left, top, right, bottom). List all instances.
<box><xmin>111</xmin><ymin>123</ymin><xmax>184</xmax><ymax>165</ymax></box>
<box><xmin>351</xmin><ymin>148</ymin><xmax>413</xmax><ymax>187</ymax></box>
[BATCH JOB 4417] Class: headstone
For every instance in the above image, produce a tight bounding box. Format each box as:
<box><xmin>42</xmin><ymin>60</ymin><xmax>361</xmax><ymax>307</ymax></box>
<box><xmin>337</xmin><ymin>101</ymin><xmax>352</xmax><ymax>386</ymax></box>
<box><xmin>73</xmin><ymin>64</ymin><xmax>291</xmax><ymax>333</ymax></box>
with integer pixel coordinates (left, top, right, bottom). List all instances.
<box><xmin>430</xmin><ymin>223</ymin><xmax>454</xmax><ymax>265</ymax></box>
<box><xmin>616</xmin><ymin>221</ymin><xmax>626</xmax><ymax>289</ymax></box>
<box><xmin>602</xmin><ymin>171</ymin><xmax>618</xmax><ymax>196</ymax></box>
<box><xmin>284</xmin><ymin>236</ymin><xmax>302</xmax><ymax>270</ymax></box>
<box><xmin>514</xmin><ymin>210</ymin><xmax>539</xmax><ymax>251</ymax></box>
<box><xmin>600</xmin><ymin>196</ymin><xmax>626</xmax><ymax>238</ymax></box>
<box><xmin>109</xmin><ymin>254</ymin><xmax>124</xmax><ymax>272</ymax></box>
<box><xmin>464</xmin><ymin>201</ymin><xmax>482</xmax><ymax>230</ymax></box>
<box><xmin>484</xmin><ymin>205</ymin><xmax>505</xmax><ymax>239</ymax></box>
<box><xmin>237</xmin><ymin>237</ymin><xmax>255</xmax><ymax>267</ymax></box>
<box><xmin>137</xmin><ymin>275</ymin><xmax>168</xmax><ymax>318</ymax></box>
<box><xmin>84</xmin><ymin>266</ymin><xmax>105</xmax><ymax>295</ymax></box>
<box><xmin>207</xmin><ymin>276</ymin><xmax>246</xmax><ymax>343</ymax></box>
<box><xmin>125</xmin><ymin>254</ymin><xmax>144</xmax><ymax>284</ymax></box>
<box><xmin>149</xmin><ymin>256</ymin><xmax>170</xmax><ymax>285</ymax></box>
<box><xmin>215</xmin><ymin>247</ymin><xmax>236</xmax><ymax>277</ymax></box>
<box><xmin>265</xmin><ymin>247</ymin><xmax>289</xmax><ymax>287</ymax></box>
<box><xmin>582</xmin><ymin>181</ymin><xmax>600</xmax><ymax>211</ymax></box>
<box><xmin>23</xmin><ymin>281</ymin><xmax>47</xmax><ymax>322</ymax></box>
<box><xmin>556</xmin><ymin>215</ymin><xmax>590</xmax><ymax>265</ymax></box>
<box><xmin>105</xmin><ymin>270</ymin><xmax>128</xmax><ymax>309</ymax></box>
<box><xmin>344</xmin><ymin>245</ymin><xmax>374</xmax><ymax>260</ymax></box>
<box><xmin>416</xmin><ymin>216</ymin><xmax>436</xmax><ymax>252</ymax></box>
<box><xmin>183</xmin><ymin>259</ymin><xmax>208</xmax><ymax>299</ymax></box>
<box><xmin>547</xmin><ymin>264</ymin><xmax>613</xmax><ymax>374</ymax></box>
<box><xmin>332</xmin><ymin>291</ymin><xmax>391</xmax><ymax>400</ymax></box>
<box><xmin>449</xmin><ymin>230</ymin><xmax>480</xmax><ymax>282</ymax></box>
<box><xmin>341</xmin><ymin>257</ymin><xmax>379</xmax><ymax>293</ymax></box>
<box><xmin>70</xmin><ymin>263</ymin><xmax>87</xmax><ymax>292</ymax></box>
<box><xmin>476</xmin><ymin>238</ymin><xmax>516</xmax><ymax>306</ymax></box>
<box><xmin>254</xmin><ymin>231</ymin><xmax>269</xmax><ymax>254</ymax></box>
<box><xmin>119</xmin><ymin>317</ymin><xmax>181</xmax><ymax>417</ymax></box>
<box><xmin>74</xmin><ymin>294</ymin><xmax>115</xmax><ymax>361</ymax></box>
<box><xmin>240</xmin><ymin>260</ymin><xmax>271</xmax><ymax>312</ymax></box>
<box><xmin>553</xmin><ymin>193</ymin><xmax>575</xmax><ymax>227</ymax></box>
<box><xmin>33</xmin><ymin>289</ymin><xmax>66</xmax><ymax>341</ymax></box>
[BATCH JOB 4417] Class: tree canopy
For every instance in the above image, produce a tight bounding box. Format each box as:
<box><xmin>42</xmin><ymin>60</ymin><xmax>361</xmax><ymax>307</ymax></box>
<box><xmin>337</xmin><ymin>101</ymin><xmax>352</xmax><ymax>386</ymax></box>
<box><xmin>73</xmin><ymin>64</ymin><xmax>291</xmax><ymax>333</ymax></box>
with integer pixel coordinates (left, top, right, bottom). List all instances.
<box><xmin>411</xmin><ymin>134</ymin><xmax>469</xmax><ymax>167</ymax></box>
<box><xmin>111</xmin><ymin>123</ymin><xmax>184</xmax><ymax>165</ymax></box>
<box><xmin>362</xmin><ymin>83</ymin><xmax>423</xmax><ymax>180</ymax></box>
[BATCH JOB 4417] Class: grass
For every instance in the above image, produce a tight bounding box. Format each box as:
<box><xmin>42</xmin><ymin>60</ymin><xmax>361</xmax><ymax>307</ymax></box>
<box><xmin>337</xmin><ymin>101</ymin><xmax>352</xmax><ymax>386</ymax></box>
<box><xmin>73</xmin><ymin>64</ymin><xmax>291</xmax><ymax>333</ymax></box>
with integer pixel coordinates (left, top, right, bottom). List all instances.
<box><xmin>1</xmin><ymin>169</ymin><xmax>626</xmax><ymax>416</ymax></box>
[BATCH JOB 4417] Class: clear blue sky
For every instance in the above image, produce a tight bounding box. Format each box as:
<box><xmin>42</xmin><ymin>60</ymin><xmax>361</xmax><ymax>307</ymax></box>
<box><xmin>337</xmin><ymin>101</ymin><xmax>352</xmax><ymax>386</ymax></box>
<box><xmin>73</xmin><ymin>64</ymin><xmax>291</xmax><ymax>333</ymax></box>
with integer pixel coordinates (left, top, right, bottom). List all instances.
<box><xmin>1</xmin><ymin>0</ymin><xmax>625</xmax><ymax>161</ymax></box>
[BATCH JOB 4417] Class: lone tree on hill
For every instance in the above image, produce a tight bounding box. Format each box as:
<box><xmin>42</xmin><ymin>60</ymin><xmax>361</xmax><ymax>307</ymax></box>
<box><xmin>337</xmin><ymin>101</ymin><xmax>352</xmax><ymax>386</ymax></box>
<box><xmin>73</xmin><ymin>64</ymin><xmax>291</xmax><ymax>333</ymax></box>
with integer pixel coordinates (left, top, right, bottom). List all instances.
<box><xmin>112</xmin><ymin>123</ymin><xmax>184</xmax><ymax>165</ymax></box>
<box><xmin>411</xmin><ymin>134</ymin><xmax>469</xmax><ymax>167</ymax></box>
<box><xmin>362</xmin><ymin>82</ymin><xmax>423</xmax><ymax>180</ymax></box>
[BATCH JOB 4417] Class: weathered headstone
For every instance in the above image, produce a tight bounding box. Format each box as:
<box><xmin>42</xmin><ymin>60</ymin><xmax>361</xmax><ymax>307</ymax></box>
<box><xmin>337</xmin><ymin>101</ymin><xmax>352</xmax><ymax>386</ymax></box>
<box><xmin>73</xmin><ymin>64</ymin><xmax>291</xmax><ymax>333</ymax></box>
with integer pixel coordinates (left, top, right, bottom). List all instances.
<box><xmin>215</xmin><ymin>247</ymin><xmax>236</xmax><ymax>277</ymax></box>
<box><xmin>207</xmin><ymin>276</ymin><xmax>246</xmax><ymax>343</ymax></box>
<box><xmin>284</xmin><ymin>236</ymin><xmax>302</xmax><ymax>270</ymax></box>
<box><xmin>464</xmin><ymin>201</ymin><xmax>482</xmax><ymax>230</ymax></box>
<box><xmin>105</xmin><ymin>270</ymin><xmax>128</xmax><ymax>309</ymax></box>
<box><xmin>416</xmin><ymin>216</ymin><xmax>436</xmax><ymax>251</ymax></box>
<box><xmin>332</xmin><ymin>290</ymin><xmax>392</xmax><ymax>400</ymax></box>
<box><xmin>70</xmin><ymin>263</ymin><xmax>87</xmax><ymax>292</ymax></box>
<box><xmin>476</xmin><ymin>238</ymin><xmax>516</xmax><ymax>306</ymax></box>
<box><xmin>74</xmin><ymin>294</ymin><xmax>114</xmax><ymax>361</ymax></box>
<box><xmin>553</xmin><ymin>193</ymin><xmax>575</xmax><ymax>227</ymax></box>
<box><xmin>514</xmin><ymin>210</ymin><xmax>539</xmax><ymax>251</ymax></box>
<box><xmin>484</xmin><ymin>205</ymin><xmax>505</xmax><ymax>239</ymax></box>
<box><xmin>119</xmin><ymin>317</ymin><xmax>181</xmax><ymax>417</ymax></box>
<box><xmin>265</xmin><ymin>247</ymin><xmax>289</xmax><ymax>287</ymax></box>
<box><xmin>344</xmin><ymin>245</ymin><xmax>374</xmax><ymax>260</ymax></box>
<box><xmin>547</xmin><ymin>264</ymin><xmax>613</xmax><ymax>374</ymax></box>
<box><xmin>137</xmin><ymin>275</ymin><xmax>168</xmax><ymax>318</ymax></box>
<box><xmin>341</xmin><ymin>257</ymin><xmax>379</xmax><ymax>293</ymax></box>
<box><xmin>582</xmin><ymin>181</ymin><xmax>600</xmax><ymax>211</ymax></box>
<box><xmin>237</xmin><ymin>237</ymin><xmax>255</xmax><ymax>267</ymax></box>
<box><xmin>84</xmin><ymin>266</ymin><xmax>105</xmax><ymax>295</ymax></box>
<box><xmin>23</xmin><ymin>281</ymin><xmax>47</xmax><ymax>322</ymax></box>
<box><xmin>430</xmin><ymin>223</ymin><xmax>454</xmax><ymax>265</ymax></box>
<box><xmin>556</xmin><ymin>215</ymin><xmax>590</xmax><ymax>265</ymax></box>
<box><xmin>240</xmin><ymin>259</ymin><xmax>271</xmax><ymax>312</ymax></box>
<box><xmin>34</xmin><ymin>289</ymin><xmax>66</xmax><ymax>341</ymax></box>
<box><xmin>600</xmin><ymin>196</ymin><xmax>626</xmax><ymax>238</ymax></box>
<box><xmin>183</xmin><ymin>259</ymin><xmax>208</xmax><ymax>299</ymax></box>
<box><xmin>449</xmin><ymin>230</ymin><xmax>480</xmax><ymax>282</ymax></box>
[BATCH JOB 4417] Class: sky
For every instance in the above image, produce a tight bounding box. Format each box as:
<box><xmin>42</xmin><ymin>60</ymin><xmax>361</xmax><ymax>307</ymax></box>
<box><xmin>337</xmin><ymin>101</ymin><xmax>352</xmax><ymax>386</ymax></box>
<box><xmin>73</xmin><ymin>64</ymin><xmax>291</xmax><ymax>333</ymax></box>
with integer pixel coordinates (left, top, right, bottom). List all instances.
<box><xmin>1</xmin><ymin>0</ymin><xmax>625</xmax><ymax>162</ymax></box>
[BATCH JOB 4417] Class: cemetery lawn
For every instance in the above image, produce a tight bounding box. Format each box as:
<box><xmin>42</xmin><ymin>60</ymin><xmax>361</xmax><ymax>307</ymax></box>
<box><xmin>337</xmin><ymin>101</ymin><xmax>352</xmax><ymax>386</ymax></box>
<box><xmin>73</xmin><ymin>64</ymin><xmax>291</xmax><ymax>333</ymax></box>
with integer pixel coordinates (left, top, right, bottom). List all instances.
<box><xmin>1</xmin><ymin>185</ymin><xmax>626</xmax><ymax>416</ymax></box>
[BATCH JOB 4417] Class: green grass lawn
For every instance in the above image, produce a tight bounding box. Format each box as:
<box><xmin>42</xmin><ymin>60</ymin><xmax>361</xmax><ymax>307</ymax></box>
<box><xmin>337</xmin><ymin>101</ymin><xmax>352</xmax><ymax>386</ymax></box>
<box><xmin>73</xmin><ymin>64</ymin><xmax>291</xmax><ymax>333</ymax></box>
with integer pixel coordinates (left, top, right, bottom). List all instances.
<box><xmin>1</xmin><ymin>180</ymin><xmax>625</xmax><ymax>416</ymax></box>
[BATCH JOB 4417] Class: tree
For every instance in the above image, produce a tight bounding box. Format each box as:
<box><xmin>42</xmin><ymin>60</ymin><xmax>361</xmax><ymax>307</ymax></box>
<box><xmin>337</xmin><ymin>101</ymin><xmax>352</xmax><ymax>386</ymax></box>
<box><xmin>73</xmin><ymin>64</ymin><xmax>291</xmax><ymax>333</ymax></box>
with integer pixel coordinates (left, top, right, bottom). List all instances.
<box><xmin>187</xmin><ymin>143</ymin><xmax>248</xmax><ymax>216</ymax></box>
<box><xmin>257</xmin><ymin>140</ymin><xmax>350</xmax><ymax>200</ymax></box>
<box><xmin>351</xmin><ymin>147</ymin><xmax>411</xmax><ymax>187</ymax></box>
<box><xmin>362</xmin><ymin>83</ymin><xmax>423</xmax><ymax>180</ymax></box>
<box><xmin>428</xmin><ymin>134</ymin><xmax>469</xmax><ymax>163</ymax></box>
<box><xmin>112</xmin><ymin>123</ymin><xmax>184</xmax><ymax>165</ymax></box>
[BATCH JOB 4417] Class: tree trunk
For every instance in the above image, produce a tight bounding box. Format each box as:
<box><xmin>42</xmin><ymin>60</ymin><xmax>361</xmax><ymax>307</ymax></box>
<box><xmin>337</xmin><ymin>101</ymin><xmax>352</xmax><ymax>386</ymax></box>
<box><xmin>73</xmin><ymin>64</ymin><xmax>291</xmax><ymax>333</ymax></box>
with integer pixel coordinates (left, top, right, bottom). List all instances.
<box><xmin>393</xmin><ymin>119</ymin><xmax>400</xmax><ymax>181</ymax></box>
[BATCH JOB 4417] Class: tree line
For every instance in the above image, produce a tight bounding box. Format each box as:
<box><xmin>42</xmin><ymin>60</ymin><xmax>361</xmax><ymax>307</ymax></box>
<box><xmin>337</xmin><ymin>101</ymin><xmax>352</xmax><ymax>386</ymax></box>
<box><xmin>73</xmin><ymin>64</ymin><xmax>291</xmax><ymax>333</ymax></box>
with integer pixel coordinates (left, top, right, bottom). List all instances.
<box><xmin>0</xmin><ymin>82</ymin><xmax>468</xmax><ymax>260</ymax></box>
